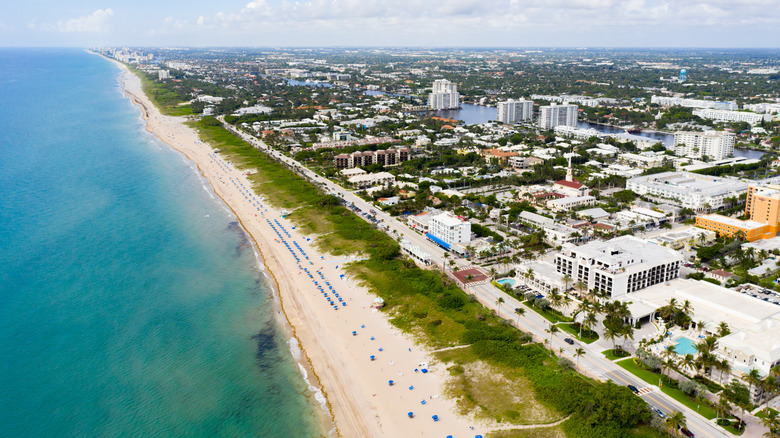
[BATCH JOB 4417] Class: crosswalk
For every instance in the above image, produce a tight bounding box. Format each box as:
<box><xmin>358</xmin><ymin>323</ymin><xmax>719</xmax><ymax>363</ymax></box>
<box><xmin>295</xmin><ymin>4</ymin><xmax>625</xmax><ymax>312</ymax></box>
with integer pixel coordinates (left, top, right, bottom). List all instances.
<box><xmin>636</xmin><ymin>386</ymin><xmax>655</xmax><ymax>396</ymax></box>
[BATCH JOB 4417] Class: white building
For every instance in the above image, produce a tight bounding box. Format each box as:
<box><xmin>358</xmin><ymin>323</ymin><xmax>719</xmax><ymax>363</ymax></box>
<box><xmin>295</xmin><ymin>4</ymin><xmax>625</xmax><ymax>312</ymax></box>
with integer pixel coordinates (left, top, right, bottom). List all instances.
<box><xmin>547</xmin><ymin>195</ymin><xmax>596</xmax><ymax>212</ymax></box>
<box><xmin>427</xmin><ymin>213</ymin><xmax>471</xmax><ymax>248</ymax></box>
<box><xmin>618</xmin><ymin>152</ymin><xmax>668</xmax><ymax>169</ymax></box>
<box><xmin>626</xmin><ymin>171</ymin><xmax>749</xmax><ymax>212</ymax></box>
<box><xmin>673</xmin><ymin>131</ymin><xmax>736</xmax><ymax>160</ymax></box>
<box><xmin>347</xmin><ymin>172</ymin><xmax>396</xmax><ymax>189</ymax></box>
<box><xmin>428</xmin><ymin>79</ymin><xmax>460</xmax><ymax>110</ymax></box>
<box><xmin>554</xmin><ymin>235</ymin><xmax>682</xmax><ymax>298</ymax></box>
<box><xmin>496</xmin><ymin>99</ymin><xmax>534</xmax><ymax>124</ymax></box>
<box><xmin>650</xmin><ymin>96</ymin><xmax>738</xmax><ymax>111</ymax></box>
<box><xmin>158</xmin><ymin>70</ymin><xmax>170</xmax><ymax>80</ymax></box>
<box><xmin>539</xmin><ymin>103</ymin><xmax>578</xmax><ymax>130</ymax></box>
<box><xmin>692</xmin><ymin>109</ymin><xmax>770</xmax><ymax>125</ymax></box>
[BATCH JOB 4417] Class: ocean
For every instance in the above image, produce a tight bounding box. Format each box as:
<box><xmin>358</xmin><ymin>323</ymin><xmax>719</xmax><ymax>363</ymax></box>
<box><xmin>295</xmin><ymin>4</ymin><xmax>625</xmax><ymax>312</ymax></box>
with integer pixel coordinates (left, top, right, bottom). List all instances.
<box><xmin>0</xmin><ymin>49</ymin><xmax>324</xmax><ymax>437</ymax></box>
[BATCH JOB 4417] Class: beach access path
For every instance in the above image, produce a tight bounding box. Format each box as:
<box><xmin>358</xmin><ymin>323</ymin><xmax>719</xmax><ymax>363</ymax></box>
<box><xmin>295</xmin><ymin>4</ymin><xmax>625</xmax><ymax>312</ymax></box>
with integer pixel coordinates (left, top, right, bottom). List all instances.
<box><xmin>112</xmin><ymin>60</ymin><xmax>496</xmax><ymax>438</ymax></box>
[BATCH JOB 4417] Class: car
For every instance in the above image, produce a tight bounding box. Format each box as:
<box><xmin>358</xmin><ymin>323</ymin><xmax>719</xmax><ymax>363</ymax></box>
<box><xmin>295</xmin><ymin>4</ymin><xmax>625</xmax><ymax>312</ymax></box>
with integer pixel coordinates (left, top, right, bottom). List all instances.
<box><xmin>652</xmin><ymin>408</ymin><xmax>666</xmax><ymax>418</ymax></box>
<box><xmin>679</xmin><ymin>426</ymin><xmax>694</xmax><ymax>437</ymax></box>
<box><xmin>627</xmin><ymin>385</ymin><xmax>639</xmax><ymax>394</ymax></box>
<box><xmin>564</xmin><ymin>338</ymin><xmax>575</xmax><ymax>345</ymax></box>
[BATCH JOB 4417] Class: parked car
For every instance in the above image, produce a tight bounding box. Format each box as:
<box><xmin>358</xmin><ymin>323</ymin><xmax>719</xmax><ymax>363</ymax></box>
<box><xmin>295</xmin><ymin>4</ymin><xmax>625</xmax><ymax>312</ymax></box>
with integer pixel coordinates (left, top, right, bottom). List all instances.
<box><xmin>627</xmin><ymin>385</ymin><xmax>639</xmax><ymax>394</ymax></box>
<box><xmin>564</xmin><ymin>338</ymin><xmax>575</xmax><ymax>345</ymax></box>
<box><xmin>653</xmin><ymin>408</ymin><xmax>666</xmax><ymax>418</ymax></box>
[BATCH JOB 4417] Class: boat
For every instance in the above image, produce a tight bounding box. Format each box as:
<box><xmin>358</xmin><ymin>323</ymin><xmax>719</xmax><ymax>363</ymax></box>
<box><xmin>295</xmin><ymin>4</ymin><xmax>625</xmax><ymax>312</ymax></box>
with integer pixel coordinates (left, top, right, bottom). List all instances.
<box><xmin>626</xmin><ymin>126</ymin><xmax>642</xmax><ymax>134</ymax></box>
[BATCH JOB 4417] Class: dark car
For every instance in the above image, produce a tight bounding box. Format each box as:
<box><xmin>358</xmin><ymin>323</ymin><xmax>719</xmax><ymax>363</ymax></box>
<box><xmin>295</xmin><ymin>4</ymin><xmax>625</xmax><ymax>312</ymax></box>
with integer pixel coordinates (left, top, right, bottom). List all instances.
<box><xmin>564</xmin><ymin>338</ymin><xmax>575</xmax><ymax>345</ymax></box>
<box><xmin>627</xmin><ymin>384</ymin><xmax>639</xmax><ymax>394</ymax></box>
<box><xmin>680</xmin><ymin>427</ymin><xmax>694</xmax><ymax>437</ymax></box>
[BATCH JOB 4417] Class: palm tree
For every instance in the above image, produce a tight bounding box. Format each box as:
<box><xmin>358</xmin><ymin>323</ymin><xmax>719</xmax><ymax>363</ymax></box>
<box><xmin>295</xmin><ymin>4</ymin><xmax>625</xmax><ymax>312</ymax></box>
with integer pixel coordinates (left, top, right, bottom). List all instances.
<box><xmin>747</xmin><ymin>368</ymin><xmax>763</xmax><ymax>403</ymax></box>
<box><xmin>696</xmin><ymin>320</ymin><xmax>707</xmax><ymax>334</ymax></box>
<box><xmin>717</xmin><ymin>321</ymin><xmax>731</xmax><ymax>337</ymax></box>
<box><xmin>574</xmin><ymin>347</ymin><xmax>585</xmax><ymax>370</ymax></box>
<box><xmin>762</xmin><ymin>375</ymin><xmax>778</xmax><ymax>410</ymax></box>
<box><xmin>719</xmin><ymin>359</ymin><xmax>732</xmax><ymax>385</ymax></box>
<box><xmin>603</xmin><ymin>324</ymin><xmax>619</xmax><ymax>352</ymax></box>
<box><xmin>680</xmin><ymin>353</ymin><xmax>696</xmax><ymax>374</ymax></box>
<box><xmin>496</xmin><ymin>296</ymin><xmax>505</xmax><ymax>310</ymax></box>
<box><xmin>761</xmin><ymin>409</ymin><xmax>780</xmax><ymax>438</ymax></box>
<box><xmin>514</xmin><ymin>307</ymin><xmax>525</xmax><ymax>324</ymax></box>
<box><xmin>714</xmin><ymin>397</ymin><xmax>732</xmax><ymax>421</ymax></box>
<box><xmin>546</xmin><ymin>324</ymin><xmax>560</xmax><ymax>347</ymax></box>
<box><xmin>562</xmin><ymin>274</ymin><xmax>572</xmax><ymax>292</ymax></box>
<box><xmin>664</xmin><ymin>411</ymin><xmax>686</xmax><ymax>437</ymax></box>
<box><xmin>582</xmin><ymin>312</ymin><xmax>598</xmax><ymax>338</ymax></box>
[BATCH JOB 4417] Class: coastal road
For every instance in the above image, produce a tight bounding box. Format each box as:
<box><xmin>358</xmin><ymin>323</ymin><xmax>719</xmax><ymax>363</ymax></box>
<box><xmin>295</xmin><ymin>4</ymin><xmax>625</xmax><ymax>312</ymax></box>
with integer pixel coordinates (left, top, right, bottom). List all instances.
<box><xmin>467</xmin><ymin>281</ymin><xmax>728</xmax><ymax>438</ymax></box>
<box><xmin>219</xmin><ymin>119</ymin><xmax>450</xmax><ymax>268</ymax></box>
<box><xmin>219</xmin><ymin>121</ymin><xmax>727</xmax><ymax>437</ymax></box>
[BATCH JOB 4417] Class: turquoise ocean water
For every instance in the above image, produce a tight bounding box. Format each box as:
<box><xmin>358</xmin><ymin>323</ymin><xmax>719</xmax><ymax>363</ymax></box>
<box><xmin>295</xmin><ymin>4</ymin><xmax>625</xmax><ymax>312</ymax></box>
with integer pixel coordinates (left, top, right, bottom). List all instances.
<box><xmin>0</xmin><ymin>49</ymin><xmax>324</xmax><ymax>437</ymax></box>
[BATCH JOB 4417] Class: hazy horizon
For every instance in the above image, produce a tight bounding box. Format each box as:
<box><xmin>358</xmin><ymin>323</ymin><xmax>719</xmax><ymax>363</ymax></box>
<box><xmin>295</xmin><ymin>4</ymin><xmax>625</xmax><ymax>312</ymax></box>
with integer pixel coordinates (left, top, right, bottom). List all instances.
<box><xmin>2</xmin><ymin>0</ymin><xmax>779</xmax><ymax>49</ymax></box>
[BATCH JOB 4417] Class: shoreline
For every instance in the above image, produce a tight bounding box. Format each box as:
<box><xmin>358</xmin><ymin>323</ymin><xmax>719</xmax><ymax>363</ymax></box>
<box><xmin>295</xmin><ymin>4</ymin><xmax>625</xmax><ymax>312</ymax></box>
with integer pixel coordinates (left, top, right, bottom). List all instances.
<box><xmin>107</xmin><ymin>57</ymin><xmax>483</xmax><ymax>437</ymax></box>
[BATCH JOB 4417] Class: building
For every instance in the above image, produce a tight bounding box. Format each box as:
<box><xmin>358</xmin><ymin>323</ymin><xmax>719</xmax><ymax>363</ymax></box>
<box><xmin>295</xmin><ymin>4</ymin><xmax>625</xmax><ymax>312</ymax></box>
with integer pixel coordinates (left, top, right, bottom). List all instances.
<box><xmin>334</xmin><ymin>148</ymin><xmax>410</xmax><ymax>169</ymax></box>
<box><xmin>547</xmin><ymin>195</ymin><xmax>596</xmax><ymax>212</ymax></box>
<box><xmin>347</xmin><ymin>172</ymin><xmax>395</xmax><ymax>189</ymax></box>
<box><xmin>613</xmin><ymin>279</ymin><xmax>780</xmax><ymax>402</ymax></box>
<box><xmin>650</xmin><ymin>95</ymin><xmax>737</xmax><ymax>111</ymax></box>
<box><xmin>400</xmin><ymin>238</ymin><xmax>432</xmax><ymax>265</ymax></box>
<box><xmin>428</xmin><ymin>79</ymin><xmax>460</xmax><ymax>110</ymax></box>
<box><xmin>695</xmin><ymin>184</ymin><xmax>780</xmax><ymax>241</ymax></box>
<box><xmin>694</xmin><ymin>214</ymin><xmax>770</xmax><ymax>242</ymax></box>
<box><xmin>158</xmin><ymin>70</ymin><xmax>170</xmax><ymax>80</ymax></box>
<box><xmin>618</xmin><ymin>152</ymin><xmax>668</xmax><ymax>169</ymax></box>
<box><xmin>539</xmin><ymin>103</ymin><xmax>578</xmax><ymax>129</ymax></box>
<box><xmin>427</xmin><ymin>213</ymin><xmax>471</xmax><ymax>248</ymax></box>
<box><xmin>626</xmin><ymin>171</ymin><xmax>749</xmax><ymax>212</ymax></box>
<box><xmin>692</xmin><ymin>109</ymin><xmax>770</xmax><ymax>125</ymax></box>
<box><xmin>554</xmin><ymin>235</ymin><xmax>682</xmax><ymax>298</ymax></box>
<box><xmin>552</xmin><ymin>158</ymin><xmax>589</xmax><ymax>197</ymax></box>
<box><xmin>745</xmin><ymin>185</ymin><xmax>780</xmax><ymax>237</ymax></box>
<box><xmin>673</xmin><ymin>131</ymin><xmax>735</xmax><ymax>160</ymax></box>
<box><xmin>496</xmin><ymin>99</ymin><xmax>534</xmax><ymax>124</ymax></box>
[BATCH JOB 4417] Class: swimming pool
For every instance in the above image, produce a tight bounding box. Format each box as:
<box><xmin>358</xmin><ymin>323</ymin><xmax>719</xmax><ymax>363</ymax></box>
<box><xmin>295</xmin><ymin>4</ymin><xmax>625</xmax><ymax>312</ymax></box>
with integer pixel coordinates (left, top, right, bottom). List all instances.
<box><xmin>497</xmin><ymin>278</ymin><xmax>515</xmax><ymax>287</ymax></box>
<box><xmin>673</xmin><ymin>337</ymin><xmax>698</xmax><ymax>356</ymax></box>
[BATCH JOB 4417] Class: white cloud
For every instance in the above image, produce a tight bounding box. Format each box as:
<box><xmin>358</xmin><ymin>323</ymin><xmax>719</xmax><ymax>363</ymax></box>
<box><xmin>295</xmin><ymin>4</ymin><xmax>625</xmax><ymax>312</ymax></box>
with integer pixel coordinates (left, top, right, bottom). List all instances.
<box><xmin>55</xmin><ymin>8</ymin><xmax>114</xmax><ymax>33</ymax></box>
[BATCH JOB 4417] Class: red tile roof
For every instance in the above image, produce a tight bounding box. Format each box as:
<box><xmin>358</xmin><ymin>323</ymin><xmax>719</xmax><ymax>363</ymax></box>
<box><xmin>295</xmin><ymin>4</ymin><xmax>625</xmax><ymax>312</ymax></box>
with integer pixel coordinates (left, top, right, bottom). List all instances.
<box><xmin>555</xmin><ymin>180</ymin><xmax>584</xmax><ymax>189</ymax></box>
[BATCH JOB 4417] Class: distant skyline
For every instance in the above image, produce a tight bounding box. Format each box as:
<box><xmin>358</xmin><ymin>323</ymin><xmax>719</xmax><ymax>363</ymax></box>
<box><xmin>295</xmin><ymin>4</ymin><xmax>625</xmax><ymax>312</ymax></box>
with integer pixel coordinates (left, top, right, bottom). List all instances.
<box><xmin>2</xmin><ymin>0</ymin><xmax>779</xmax><ymax>48</ymax></box>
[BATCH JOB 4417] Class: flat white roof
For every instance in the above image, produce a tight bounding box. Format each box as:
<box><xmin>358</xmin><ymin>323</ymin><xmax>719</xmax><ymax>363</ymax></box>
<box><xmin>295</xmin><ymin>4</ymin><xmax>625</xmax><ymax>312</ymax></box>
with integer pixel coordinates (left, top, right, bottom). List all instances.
<box><xmin>567</xmin><ymin>235</ymin><xmax>681</xmax><ymax>268</ymax></box>
<box><xmin>699</xmin><ymin>214</ymin><xmax>767</xmax><ymax>230</ymax></box>
<box><xmin>431</xmin><ymin>213</ymin><xmax>465</xmax><ymax>227</ymax></box>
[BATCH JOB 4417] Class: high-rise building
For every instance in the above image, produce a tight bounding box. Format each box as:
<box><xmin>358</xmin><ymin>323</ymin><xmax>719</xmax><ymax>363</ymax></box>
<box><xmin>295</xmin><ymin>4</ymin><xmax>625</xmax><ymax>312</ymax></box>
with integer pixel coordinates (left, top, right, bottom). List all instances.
<box><xmin>538</xmin><ymin>103</ymin><xmax>578</xmax><ymax>129</ymax></box>
<box><xmin>428</xmin><ymin>79</ymin><xmax>460</xmax><ymax>110</ymax></box>
<box><xmin>496</xmin><ymin>99</ymin><xmax>534</xmax><ymax>124</ymax></box>
<box><xmin>673</xmin><ymin>131</ymin><xmax>736</xmax><ymax>160</ymax></box>
<box><xmin>679</xmin><ymin>69</ymin><xmax>687</xmax><ymax>82</ymax></box>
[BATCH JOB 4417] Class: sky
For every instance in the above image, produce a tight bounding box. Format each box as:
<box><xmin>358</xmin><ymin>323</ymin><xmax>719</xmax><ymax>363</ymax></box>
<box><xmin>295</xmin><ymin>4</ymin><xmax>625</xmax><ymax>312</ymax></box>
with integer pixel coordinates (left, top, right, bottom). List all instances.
<box><xmin>1</xmin><ymin>0</ymin><xmax>779</xmax><ymax>48</ymax></box>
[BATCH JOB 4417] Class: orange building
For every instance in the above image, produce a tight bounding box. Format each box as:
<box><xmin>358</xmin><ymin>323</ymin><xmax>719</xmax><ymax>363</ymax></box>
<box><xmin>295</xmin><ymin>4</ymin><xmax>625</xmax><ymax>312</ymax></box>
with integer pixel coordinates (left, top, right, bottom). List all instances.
<box><xmin>745</xmin><ymin>185</ymin><xmax>780</xmax><ymax>236</ymax></box>
<box><xmin>695</xmin><ymin>214</ymin><xmax>768</xmax><ymax>242</ymax></box>
<box><xmin>695</xmin><ymin>185</ymin><xmax>780</xmax><ymax>241</ymax></box>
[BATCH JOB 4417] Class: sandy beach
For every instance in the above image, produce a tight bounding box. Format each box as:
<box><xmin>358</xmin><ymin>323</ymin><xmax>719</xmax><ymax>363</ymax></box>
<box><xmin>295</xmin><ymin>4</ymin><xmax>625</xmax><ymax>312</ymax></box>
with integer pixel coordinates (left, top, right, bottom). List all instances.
<box><xmin>111</xmin><ymin>59</ymin><xmax>485</xmax><ymax>438</ymax></box>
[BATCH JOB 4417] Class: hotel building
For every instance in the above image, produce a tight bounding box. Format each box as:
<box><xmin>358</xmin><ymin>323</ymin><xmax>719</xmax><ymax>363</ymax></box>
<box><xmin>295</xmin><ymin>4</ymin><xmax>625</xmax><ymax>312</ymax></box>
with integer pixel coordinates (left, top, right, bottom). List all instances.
<box><xmin>554</xmin><ymin>235</ymin><xmax>682</xmax><ymax>298</ymax></box>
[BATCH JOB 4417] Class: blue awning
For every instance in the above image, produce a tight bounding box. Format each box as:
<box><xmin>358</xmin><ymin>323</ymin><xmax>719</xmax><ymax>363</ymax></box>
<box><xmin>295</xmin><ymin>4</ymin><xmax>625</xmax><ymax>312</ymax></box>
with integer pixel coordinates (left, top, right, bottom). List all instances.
<box><xmin>425</xmin><ymin>233</ymin><xmax>450</xmax><ymax>250</ymax></box>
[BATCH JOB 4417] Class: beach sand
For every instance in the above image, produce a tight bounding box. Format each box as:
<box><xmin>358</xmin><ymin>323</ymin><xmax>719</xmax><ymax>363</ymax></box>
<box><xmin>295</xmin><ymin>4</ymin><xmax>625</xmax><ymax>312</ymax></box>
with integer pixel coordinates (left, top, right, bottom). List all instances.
<box><xmin>112</xmin><ymin>60</ymin><xmax>485</xmax><ymax>438</ymax></box>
